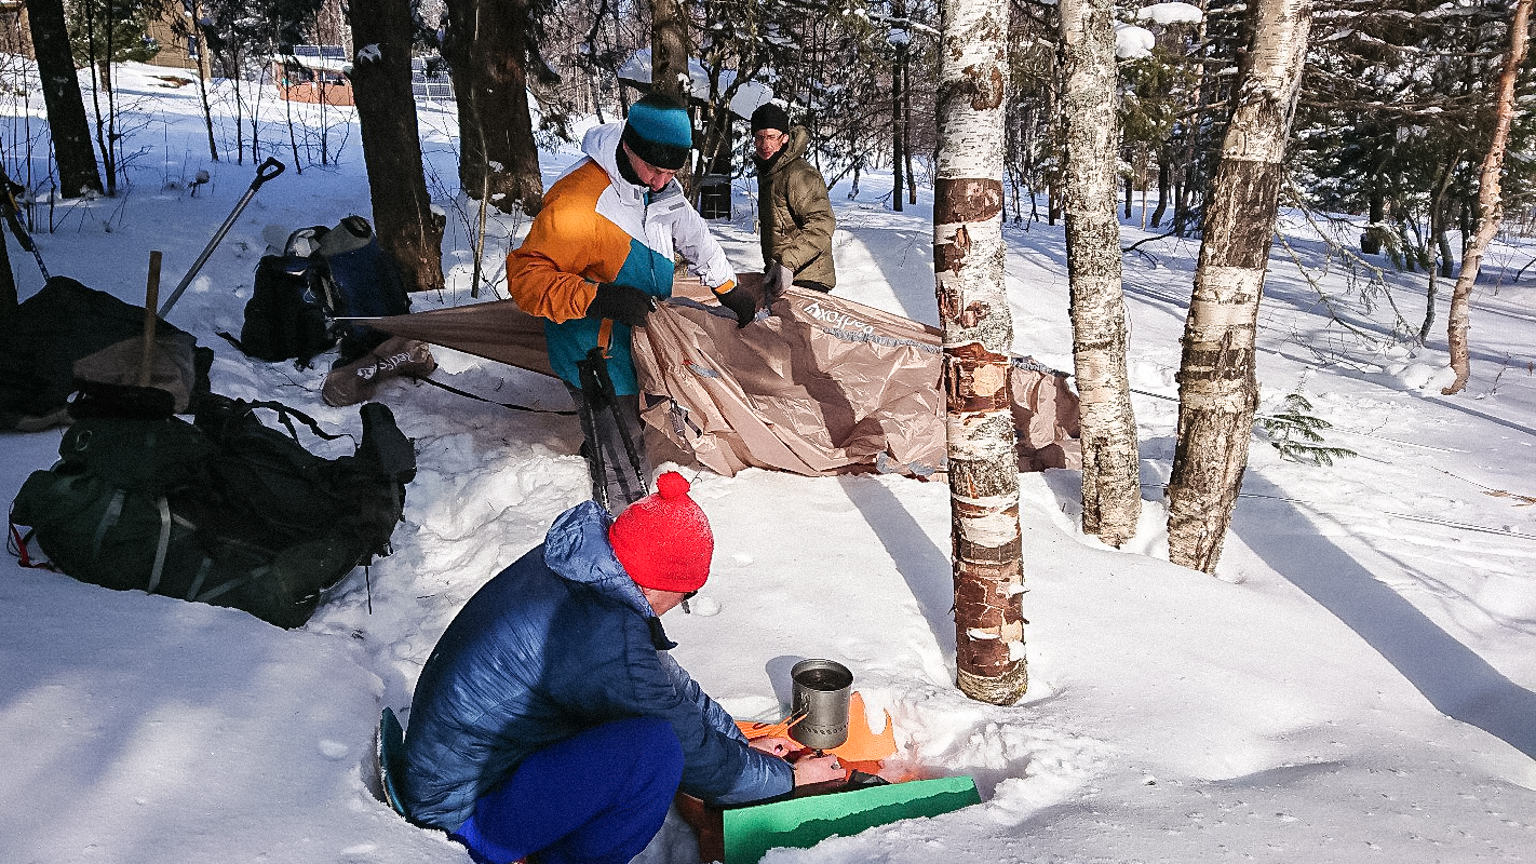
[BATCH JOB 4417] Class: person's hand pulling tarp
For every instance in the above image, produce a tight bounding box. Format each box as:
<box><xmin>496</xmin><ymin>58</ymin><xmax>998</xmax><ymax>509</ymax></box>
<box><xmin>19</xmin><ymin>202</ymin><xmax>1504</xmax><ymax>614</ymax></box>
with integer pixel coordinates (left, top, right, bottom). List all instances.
<box><xmin>587</xmin><ymin>282</ymin><xmax>657</xmax><ymax>327</ymax></box>
<box><xmin>764</xmin><ymin>261</ymin><xmax>795</xmax><ymax>302</ymax></box>
<box><xmin>712</xmin><ymin>279</ymin><xmax>757</xmax><ymax>328</ymax></box>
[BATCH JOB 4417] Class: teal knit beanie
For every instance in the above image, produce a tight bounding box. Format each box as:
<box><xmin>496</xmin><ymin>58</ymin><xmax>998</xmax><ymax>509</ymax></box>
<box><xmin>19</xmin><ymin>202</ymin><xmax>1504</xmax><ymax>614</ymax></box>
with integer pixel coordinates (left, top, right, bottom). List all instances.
<box><xmin>622</xmin><ymin>93</ymin><xmax>693</xmax><ymax>170</ymax></box>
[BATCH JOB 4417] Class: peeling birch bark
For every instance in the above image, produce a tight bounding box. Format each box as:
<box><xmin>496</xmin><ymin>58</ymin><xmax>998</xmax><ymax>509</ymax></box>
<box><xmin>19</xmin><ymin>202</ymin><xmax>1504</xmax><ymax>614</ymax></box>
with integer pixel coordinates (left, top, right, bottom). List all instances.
<box><xmin>937</xmin><ymin>0</ymin><xmax>1026</xmax><ymax>705</ymax></box>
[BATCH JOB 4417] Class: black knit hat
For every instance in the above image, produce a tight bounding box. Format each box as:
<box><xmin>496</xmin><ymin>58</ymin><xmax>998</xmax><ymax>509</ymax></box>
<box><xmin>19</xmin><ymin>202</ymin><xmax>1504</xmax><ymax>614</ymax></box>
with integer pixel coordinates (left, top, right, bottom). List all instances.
<box><xmin>622</xmin><ymin>93</ymin><xmax>692</xmax><ymax>171</ymax></box>
<box><xmin>750</xmin><ymin>103</ymin><xmax>790</xmax><ymax>135</ymax></box>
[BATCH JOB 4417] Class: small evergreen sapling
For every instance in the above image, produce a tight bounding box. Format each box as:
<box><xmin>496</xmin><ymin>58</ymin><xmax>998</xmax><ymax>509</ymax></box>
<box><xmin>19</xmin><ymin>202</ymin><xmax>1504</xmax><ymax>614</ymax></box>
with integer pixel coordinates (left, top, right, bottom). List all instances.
<box><xmin>1255</xmin><ymin>392</ymin><xmax>1357</xmax><ymax>466</ymax></box>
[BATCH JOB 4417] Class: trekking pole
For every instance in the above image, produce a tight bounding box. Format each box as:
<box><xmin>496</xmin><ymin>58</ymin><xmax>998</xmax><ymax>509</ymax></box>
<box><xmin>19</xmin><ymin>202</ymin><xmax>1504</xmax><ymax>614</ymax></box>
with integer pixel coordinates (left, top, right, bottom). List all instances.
<box><xmin>0</xmin><ymin>167</ymin><xmax>50</xmax><ymax>281</ymax></box>
<box><xmin>139</xmin><ymin>250</ymin><xmax>162</xmax><ymax>387</ymax></box>
<box><xmin>608</xmin><ymin>397</ymin><xmax>650</xmax><ymax>501</ymax></box>
<box><xmin>577</xmin><ymin>349</ymin><xmax>614</xmax><ymax>512</ymax></box>
<box><xmin>576</xmin><ymin>347</ymin><xmax>650</xmax><ymax>508</ymax></box>
<box><xmin>158</xmin><ymin>157</ymin><xmax>285</xmax><ymax>318</ymax></box>
<box><xmin>576</xmin><ymin>387</ymin><xmax>611</xmax><ymax>512</ymax></box>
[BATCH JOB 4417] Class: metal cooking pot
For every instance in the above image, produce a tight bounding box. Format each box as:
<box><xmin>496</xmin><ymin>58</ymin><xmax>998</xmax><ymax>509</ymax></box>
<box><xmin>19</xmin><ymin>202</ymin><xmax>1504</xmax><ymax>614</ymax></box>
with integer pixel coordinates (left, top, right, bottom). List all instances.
<box><xmin>790</xmin><ymin>658</ymin><xmax>853</xmax><ymax>751</ymax></box>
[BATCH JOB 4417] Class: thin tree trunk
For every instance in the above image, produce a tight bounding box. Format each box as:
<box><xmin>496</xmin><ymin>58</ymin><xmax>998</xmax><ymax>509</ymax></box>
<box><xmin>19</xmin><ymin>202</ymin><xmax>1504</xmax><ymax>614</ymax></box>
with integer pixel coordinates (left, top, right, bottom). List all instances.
<box><xmin>82</xmin><ymin>3</ymin><xmax>117</xmax><ymax>196</ymax></box>
<box><xmin>191</xmin><ymin>0</ymin><xmax>219</xmax><ymax>163</ymax></box>
<box><xmin>1166</xmin><ymin>0</ymin><xmax>1312</xmax><ymax>574</ymax></box>
<box><xmin>348</xmin><ymin>0</ymin><xmax>446</xmax><ymax>293</ymax></box>
<box><xmin>897</xmin><ymin>59</ymin><xmax>909</xmax><ymax>204</ymax></box>
<box><xmin>1444</xmin><ymin>0</ymin><xmax>1530</xmax><ymax>395</ymax></box>
<box><xmin>27</xmin><ymin>0</ymin><xmax>103</xmax><ymax>197</ymax></box>
<box><xmin>1418</xmin><ymin>153</ymin><xmax>1461</xmax><ymax>343</ymax></box>
<box><xmin>652</xmin><ymin>0</ymin><xmax>693</xmax><ymax>194</ymax></box>
<box><xmin>936</xmin><ymin>0</ymin><xmax>1025</xmax><ymax>705</ymax></box>
<box><xmin>443</xmin><ymin>0</ymin><xmax>545</xmax><ymax>215</ymax></box>
<box><xmin>1060</xmin><ymin>0</ymin><xmax>1141</xmax><ymax>547</ymax></box>
<box><xmin>892</xmin><ymin>27</ymin><xmax>906</xmax><ymax>213</ymax></box>
<box><xmin>1361</xmin><ymin>186</ymin><xmax>1384</xmax><ymax>254</ymax></box>
<box><xmin>1151</xmin><ymin>156</ymin><xmax>1168</xmax><ymax>227</ymax></box>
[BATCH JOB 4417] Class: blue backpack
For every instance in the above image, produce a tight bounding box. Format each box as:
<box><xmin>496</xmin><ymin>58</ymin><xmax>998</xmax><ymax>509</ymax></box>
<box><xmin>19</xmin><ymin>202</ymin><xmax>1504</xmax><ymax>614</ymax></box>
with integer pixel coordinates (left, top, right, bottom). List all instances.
<box><xmin>231</xmin><ymin>216</ymin><xmax>410</xmax><ymax>367</ymax></box>
<box><xmin>316</xmin><ymin>216</ymin><xmax>411</xmax><ymax>363</ymax></box>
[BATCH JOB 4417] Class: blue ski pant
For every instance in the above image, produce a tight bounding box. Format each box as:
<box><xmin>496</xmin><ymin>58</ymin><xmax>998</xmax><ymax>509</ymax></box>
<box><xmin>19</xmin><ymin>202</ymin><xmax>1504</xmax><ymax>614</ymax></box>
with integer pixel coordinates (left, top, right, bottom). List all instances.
<box><xmin>451</xmin><ymin>716</ymin><xmax>684</xmax><ymax>864</ymax></box>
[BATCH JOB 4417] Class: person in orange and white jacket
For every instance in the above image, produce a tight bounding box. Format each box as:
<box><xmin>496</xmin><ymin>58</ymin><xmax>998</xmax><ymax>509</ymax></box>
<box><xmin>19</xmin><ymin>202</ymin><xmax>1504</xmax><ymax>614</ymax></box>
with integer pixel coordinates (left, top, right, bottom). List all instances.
<box><xmin>507</xmin><ymin>93</ymin><xmax>758</xmax><ymax>511</ymax></box>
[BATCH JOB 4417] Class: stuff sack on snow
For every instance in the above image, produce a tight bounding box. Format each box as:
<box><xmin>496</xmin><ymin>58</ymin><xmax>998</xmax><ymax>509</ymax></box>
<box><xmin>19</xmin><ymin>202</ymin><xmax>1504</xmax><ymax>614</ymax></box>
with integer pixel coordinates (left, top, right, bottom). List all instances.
<box><xmin>10</xmin><ymin>396</ymin><xmax>416</xmax><ymax>628</ymax></box>
<box><xmin>321</xmin><ymin>335</ymin><xmax>438</xmax><ymax>407</ymax></box>
<box><xmin>0</xmin><ymin>277</ymin><xmax>209</xmax><ymax>431</ymax></box>
<box><xmin>229</xmin><ymin>216</ymin><xmax>410</xmax><ymax>368</ymax></box>
<box><xmin>317</xmin><ymin>216</ymin><xmax>411</xmax><ymax>363</ymax></box>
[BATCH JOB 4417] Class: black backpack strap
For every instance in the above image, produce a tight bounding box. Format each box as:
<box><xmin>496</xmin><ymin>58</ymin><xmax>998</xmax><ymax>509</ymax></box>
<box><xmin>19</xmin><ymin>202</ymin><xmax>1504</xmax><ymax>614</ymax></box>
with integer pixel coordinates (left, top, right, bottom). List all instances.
<box><xmin>194</xmin><ymin>564</ymin><xmax>261</xmax><ymax>604</ymax></box>
<box><xmin>184</xmin><ymin>556</ymin><xmax>215</xmax><ymax>601</ymax></box>
<box><xmin>416</xmin><ymin>375</ymin><xmax>577</xmax><ymax>416</ymax></box>
<box><xmin>359</xmin><ymin>402</ymin><xmax>417</xmax><ymax>481</ymax></box>
<box><xmin>92</xmin><ymin>490</ymin><xmax>128</xmax><ymax>561</ymax></box>
<box><xmin>240</xmin><ymin>399</ymin><xmax>344</xmax><ymax>442</ymax></box>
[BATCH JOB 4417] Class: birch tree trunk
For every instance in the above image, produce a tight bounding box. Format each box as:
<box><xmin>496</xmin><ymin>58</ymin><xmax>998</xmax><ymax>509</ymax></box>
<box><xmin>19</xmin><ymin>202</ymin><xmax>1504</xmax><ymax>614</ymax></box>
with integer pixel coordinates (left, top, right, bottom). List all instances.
<box><xmin>1058</xmin><ymin>0</ymin><xmax>1141</xmax><ymax>547</ymax></box>
<box><xmin>892</xmin><ymin>0</ymin><xmax>908</xmax><ymax>214</ymax></box>
<box><xmin>1443</xmin><ymin>0</ymin><xmax>1531</xmax><ymax>396</ymax></box>
<box><xmin>27</xmin><ymin>0</ymin><xmax>103</xmax><ymax>198</ymax></box>
<box><xmin>443</xmin><ymin>0</ymin><xmax>545</xmax><ymax>215</ymax></box>
<box><xmin>1166</xmin><ymin>0</ymin><xmax>1312</xmax><ymax>574</ymax></box>
<box><xmin>348</xmin><ymin>0</ymin><xmax>447</xmax><ymax>293</ymax></box>
<box><xmin>936</xmin><ymin>0</ymin><xmax>1025</xmax><ymax>705</ymax></box>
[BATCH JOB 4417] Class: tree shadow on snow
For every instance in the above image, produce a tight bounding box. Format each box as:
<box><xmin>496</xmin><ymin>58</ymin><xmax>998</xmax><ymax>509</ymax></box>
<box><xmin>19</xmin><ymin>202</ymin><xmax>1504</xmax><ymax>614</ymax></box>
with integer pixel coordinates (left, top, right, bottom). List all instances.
<box><xmin>836</xmin><ymin>475</ymin><xmax>957</xmax><ymax>658</ymax></box>
<box><xmin>1234</xmin><ymin>471</ymin><xmax>1536</xmax><ymax>761</ymax></box>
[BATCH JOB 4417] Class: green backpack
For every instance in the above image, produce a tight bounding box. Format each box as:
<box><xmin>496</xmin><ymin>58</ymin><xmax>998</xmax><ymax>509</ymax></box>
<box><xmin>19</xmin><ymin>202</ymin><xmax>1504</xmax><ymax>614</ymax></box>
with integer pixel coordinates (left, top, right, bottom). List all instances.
<box><xmin>10</xmin><ymin>396</ymin><xmax>415</xmax><ymax>628</ymax></box>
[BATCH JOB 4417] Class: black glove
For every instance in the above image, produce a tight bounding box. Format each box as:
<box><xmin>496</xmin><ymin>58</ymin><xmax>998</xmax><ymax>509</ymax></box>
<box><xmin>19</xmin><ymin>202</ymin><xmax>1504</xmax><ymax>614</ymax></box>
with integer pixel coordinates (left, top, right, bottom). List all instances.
<box><xmin>713</xmin><ymin>281</ymin><xmax>758</xmax><ymax>328</ymax></box>
<box><xmin>586</xmin><ymin>282</ymin><xmax>656</xmax><ymax>328</ymax></box>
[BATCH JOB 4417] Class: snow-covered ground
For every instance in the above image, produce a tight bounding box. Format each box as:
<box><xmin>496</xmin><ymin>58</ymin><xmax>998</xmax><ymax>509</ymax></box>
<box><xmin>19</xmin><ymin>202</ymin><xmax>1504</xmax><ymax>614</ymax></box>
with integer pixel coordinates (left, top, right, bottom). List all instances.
<box><xmin>4</xmin><ymin>62</ymin><xmax>1536</xmax><ymax>864</ymax></box>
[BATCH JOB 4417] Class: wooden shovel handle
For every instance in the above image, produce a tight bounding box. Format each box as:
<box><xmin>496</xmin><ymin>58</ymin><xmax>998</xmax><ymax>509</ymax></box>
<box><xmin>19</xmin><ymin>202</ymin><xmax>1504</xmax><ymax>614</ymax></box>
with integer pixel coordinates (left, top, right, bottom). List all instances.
<box><xmin>139</xmin><ymin>250</ymin><xmax>162</xmax><ymax>387</ymax></box>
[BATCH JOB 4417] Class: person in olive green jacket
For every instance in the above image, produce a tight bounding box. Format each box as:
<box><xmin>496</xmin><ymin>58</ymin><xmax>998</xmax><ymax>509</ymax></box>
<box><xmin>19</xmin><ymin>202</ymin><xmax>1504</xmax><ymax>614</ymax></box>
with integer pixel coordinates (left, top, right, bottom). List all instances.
<box><xmin>750</xmin><ymin>103</ymin><xmax>837</xmax><ymax>296</ymax></box>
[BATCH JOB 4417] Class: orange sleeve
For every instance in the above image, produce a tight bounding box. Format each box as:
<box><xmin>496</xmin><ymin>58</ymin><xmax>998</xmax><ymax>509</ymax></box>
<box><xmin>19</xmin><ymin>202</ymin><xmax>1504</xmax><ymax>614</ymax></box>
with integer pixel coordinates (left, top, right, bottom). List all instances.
<box><xmin>506</xmin><ymin>164</ymin><xmax>632</xmax><ymax>323</ymax></box>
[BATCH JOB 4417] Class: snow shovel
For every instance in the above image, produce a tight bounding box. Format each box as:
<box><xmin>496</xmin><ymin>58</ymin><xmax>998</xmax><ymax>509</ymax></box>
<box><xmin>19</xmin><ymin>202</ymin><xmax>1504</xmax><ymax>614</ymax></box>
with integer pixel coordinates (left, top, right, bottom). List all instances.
<box><xmin>158</xmin><ymin>157</ymin><xmax>285</xmax><ymax>318</ymax></box>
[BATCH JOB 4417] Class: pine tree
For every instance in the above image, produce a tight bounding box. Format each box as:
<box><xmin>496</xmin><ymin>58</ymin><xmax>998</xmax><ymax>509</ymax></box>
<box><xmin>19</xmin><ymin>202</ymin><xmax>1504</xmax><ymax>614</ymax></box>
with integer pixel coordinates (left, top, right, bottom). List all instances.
<box><xmin>1256</xmin><ymin>392</ymin><xmax>1357</xmax><ymax>466</ymax></box>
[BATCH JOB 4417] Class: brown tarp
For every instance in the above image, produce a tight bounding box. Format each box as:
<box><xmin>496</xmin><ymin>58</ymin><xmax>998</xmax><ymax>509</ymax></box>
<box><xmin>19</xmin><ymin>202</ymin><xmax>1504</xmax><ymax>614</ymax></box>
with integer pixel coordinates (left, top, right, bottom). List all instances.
<box><xmin>360</xmin><ymin>298</ymin><xmax>556</xmax><ymax>378</ymax></box>
<box><xmin>368</xmin><ymin>277</ymin><xmax>1080</xmax><ymax>478</ymax></box>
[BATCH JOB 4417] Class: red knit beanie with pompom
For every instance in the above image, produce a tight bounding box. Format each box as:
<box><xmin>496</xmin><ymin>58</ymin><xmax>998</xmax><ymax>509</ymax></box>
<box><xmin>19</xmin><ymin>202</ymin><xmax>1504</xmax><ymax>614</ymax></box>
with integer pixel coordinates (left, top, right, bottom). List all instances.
<box><xmin>609</xmin><ymin>472</ymin><xmax>714</xmax><ymax>592</ymax></box>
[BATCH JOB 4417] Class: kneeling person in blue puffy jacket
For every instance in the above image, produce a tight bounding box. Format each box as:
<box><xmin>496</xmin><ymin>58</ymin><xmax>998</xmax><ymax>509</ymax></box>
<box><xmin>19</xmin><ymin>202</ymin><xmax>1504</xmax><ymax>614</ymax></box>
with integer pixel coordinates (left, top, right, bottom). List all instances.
<box><xmin>398</xmin><ymin>472</ymin><xmax>842</xmax><ymax>864</ymax></box>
